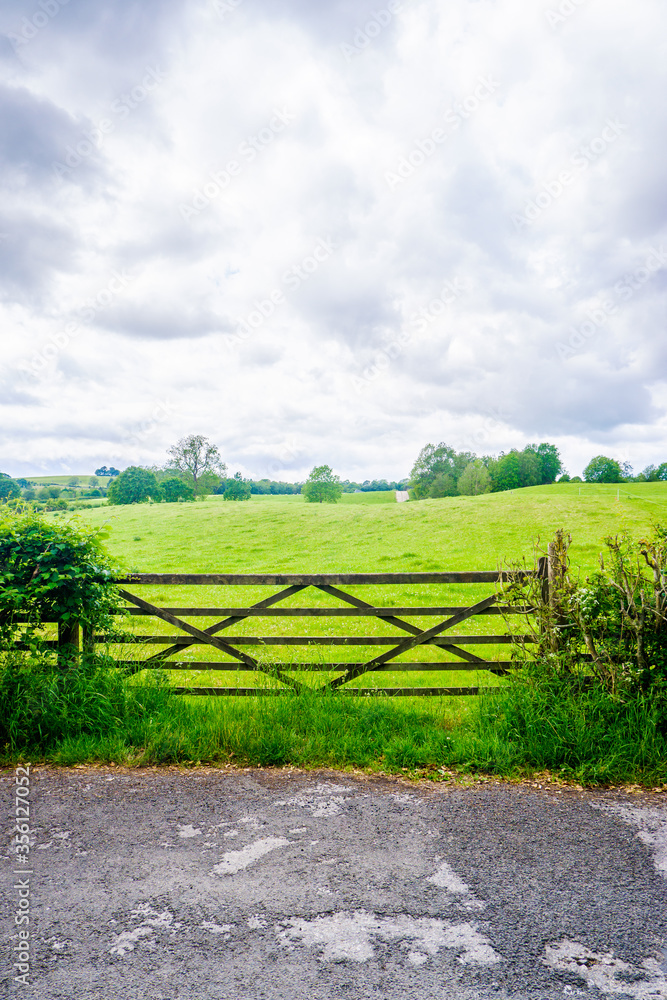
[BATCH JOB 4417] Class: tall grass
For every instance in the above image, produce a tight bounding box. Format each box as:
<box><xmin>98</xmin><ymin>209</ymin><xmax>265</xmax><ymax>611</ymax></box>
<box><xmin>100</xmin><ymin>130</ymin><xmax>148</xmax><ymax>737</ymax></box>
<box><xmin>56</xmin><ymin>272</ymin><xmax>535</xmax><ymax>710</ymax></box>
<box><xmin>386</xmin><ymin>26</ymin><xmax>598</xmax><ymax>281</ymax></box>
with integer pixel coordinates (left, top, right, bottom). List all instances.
<box><xmin>458</xmin><ymin>673</ymin><xmax>667</xmax><ymax>785</ymax></box>
<box><xmin>2</xmin><ymin>655</ymin><xmax>665</xmax><ymax>785</ymax></box>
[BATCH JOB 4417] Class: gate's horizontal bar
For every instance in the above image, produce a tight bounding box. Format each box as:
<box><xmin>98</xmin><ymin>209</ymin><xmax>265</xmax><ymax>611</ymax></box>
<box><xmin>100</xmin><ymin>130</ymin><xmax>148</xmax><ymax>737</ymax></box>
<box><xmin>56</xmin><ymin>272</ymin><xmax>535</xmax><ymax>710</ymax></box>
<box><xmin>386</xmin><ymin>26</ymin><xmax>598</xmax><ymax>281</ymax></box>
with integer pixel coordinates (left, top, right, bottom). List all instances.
<box><xmin>118</xmin><ymin>572</ymin><xmax>527</xmax><ymax>585</ymax></box>
<box><xmin>117</xmin><ymin>660</ymin><xmax>518</xmax><ymax>671</ymax></box>
<box><xmin>95</xmin><ymin>634</ymin><xmax>532</xmax><ymax>645</ymax></box>
<box><xmin>171</xmin><ymin>686</ymin><xmax>504</xmax><ymax>696</ymax></box>
<box><xmin>119</xmin><ymin>606</ymin><xmax>530</xmax><ymax>617</ymax></box>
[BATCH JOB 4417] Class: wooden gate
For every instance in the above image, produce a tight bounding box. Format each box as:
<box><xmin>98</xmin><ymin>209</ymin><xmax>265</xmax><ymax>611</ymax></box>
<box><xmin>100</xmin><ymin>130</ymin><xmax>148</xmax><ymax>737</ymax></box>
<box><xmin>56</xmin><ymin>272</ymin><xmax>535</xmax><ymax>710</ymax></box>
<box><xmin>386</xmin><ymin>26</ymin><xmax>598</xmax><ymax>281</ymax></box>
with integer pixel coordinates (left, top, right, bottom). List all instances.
<box><xmin>88</xmin><ymin>571</ymin><xmax>534</xmax><ymax>696</ymax></box>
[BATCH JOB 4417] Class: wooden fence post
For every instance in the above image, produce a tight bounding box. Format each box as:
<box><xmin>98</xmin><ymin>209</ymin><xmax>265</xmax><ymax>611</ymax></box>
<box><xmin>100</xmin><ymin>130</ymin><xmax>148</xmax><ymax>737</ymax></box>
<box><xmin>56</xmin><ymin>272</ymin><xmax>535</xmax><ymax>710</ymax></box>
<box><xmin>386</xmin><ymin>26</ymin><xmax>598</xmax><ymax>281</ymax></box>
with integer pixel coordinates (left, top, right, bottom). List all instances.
<box><xmin>57</xmin><ymin>620</ymin><xmax>80</xmax><ymax>667</ymax></box>
<box><xmin>537</xmin><ymin>555</ymin><xmax>549</xmax><ymax>604</ymax></box>
<box><xmin>82</xmin><ymin>626</ymin><xmax>95</xmax><ymax>658</ymax></box>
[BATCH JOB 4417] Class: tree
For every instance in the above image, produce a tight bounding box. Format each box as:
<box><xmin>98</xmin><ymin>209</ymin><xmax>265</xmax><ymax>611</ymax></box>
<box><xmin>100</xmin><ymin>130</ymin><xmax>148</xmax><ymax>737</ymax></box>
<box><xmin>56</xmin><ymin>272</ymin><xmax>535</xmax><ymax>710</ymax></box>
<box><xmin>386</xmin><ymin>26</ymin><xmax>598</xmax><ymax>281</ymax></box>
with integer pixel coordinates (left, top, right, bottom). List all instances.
<box><xmin>409</xmin><ymin>443</ymin><xmax>475</xmax><ymax>498</ymax></box>
<box><xmin>457</xmin><ymin>461</ymin><xmax>491</xmax><ymax>496</ymax></box>
<box><xmin>583</xmin><ymin>456</ymin><xmax>623</xmax><ymax>484</ymax></box>
<box><xmin>223</xmin><ymin>472</ymin><xmax>251</xmax><ymax>501</ymax></box>
<box><xmin>95</xmin><ymin>466</ymin><xmax>120</xmax><ymax>477</ymax></box>
<box><xmin>0</xmin><ymin>478</ymin><xmax>20</xmax><ymax>501</ymax></box>
<box><xmin>657</xmin><ymin>463</ymin><xmax>667</xmax><ymax>481</ymax></box>
<box><xmin>489</xmin><ymin>451</ymin><xmax>521</xmax><ymax>491</ymax></box>
<box><xmin>166</xmin><ymin>435</ymin><xmax>226</xmax><ymax>496</ymax></box>
<box><xmin>160</xmin><ymin>477</ymin><xmax>195</xmax><ymax>503</ymax></box>
<box><xmin>107</xmin><ymin>467</ymin><xmax>158</xmax><ymax>505</ymax></box>
<box><xmin>302</xmin><ymin>465</ymin><xmax>343</xmax><ymax>503</ymax></box>
<box><xmin>427</xmin><ymin>472</ymin><xmax>458</xmax><ymax>498</ymax></box>
<box><xmin>529</xmin><ymin>443</ymin><xmax>563</xmax><ymax>484</ymax></box>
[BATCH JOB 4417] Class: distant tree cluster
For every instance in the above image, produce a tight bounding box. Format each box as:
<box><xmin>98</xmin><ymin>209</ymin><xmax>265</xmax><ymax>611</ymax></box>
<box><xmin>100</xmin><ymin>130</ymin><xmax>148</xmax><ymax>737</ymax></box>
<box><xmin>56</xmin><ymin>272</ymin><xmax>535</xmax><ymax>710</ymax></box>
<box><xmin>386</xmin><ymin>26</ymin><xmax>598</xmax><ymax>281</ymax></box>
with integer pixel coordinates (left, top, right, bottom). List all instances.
<box><xmin>245</xmin><ymin>479</ymin><xmax>302</xmax><ymax>495</ymax></box>
<box><xmin>581</xmin><ymin>456</ymin><xmax>667</xmax><ymax>484</ymax></box>
<box><xmin>409</xmin><ymin>442</ymin><xmax>563</xmax><ymax>498</ymax></box>
<box><xmin>340</xmin><ymin>479</ymin><xmax>407</xmax><ymax>493</ymax></box>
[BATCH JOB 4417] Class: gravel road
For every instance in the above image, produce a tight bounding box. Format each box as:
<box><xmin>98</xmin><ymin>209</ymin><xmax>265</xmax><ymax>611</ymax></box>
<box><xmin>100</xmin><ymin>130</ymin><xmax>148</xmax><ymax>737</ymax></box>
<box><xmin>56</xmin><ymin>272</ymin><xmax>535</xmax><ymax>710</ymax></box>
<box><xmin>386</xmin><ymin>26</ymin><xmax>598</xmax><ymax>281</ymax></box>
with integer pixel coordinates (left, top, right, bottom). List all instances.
<box><xmin>2</xmin><ymin>767</ymin><xmax>666</xmax><ymax>1000</ymax></box>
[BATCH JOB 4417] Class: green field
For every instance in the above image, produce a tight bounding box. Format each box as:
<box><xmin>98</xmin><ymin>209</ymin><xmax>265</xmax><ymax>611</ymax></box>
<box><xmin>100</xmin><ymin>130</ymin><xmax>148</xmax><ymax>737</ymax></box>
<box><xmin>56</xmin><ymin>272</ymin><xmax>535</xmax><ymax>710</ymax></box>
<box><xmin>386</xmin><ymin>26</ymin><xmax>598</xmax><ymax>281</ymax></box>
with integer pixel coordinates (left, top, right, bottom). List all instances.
<box><xmin>248</xmin><ymin>490</ymin><xmax>396</xmax><ymax>504</ymax></box>
<box><xmin>24</xmin><ymin>475</ymin><xmax>101</xmax><ymax>486</ymax></box>
<box><xmin>52</xmin><ymin>483</ymin><xmax>667</xmax><ymax>697</ymax></box>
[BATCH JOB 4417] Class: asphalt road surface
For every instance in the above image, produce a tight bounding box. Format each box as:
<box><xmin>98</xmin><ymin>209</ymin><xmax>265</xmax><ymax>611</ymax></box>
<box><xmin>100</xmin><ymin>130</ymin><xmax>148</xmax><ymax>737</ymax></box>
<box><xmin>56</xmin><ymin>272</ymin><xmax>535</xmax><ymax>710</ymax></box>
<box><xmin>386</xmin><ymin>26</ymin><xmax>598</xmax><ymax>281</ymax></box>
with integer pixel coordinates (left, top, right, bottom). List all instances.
<box><xmin>2</xmin><ymin>767</ymin><xmax>667</xmax><ymax>1000</ymax></box>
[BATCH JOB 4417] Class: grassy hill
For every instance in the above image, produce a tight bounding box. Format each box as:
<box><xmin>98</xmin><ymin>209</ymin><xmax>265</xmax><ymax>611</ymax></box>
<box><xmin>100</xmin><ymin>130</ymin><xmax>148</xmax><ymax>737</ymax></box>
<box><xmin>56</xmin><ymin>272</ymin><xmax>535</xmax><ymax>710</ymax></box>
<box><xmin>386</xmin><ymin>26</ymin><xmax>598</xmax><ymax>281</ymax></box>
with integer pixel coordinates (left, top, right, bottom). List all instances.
<box><xmin>64</xmin><ymin>481</ymin><xmax>667</xmax><ymax>576</ymax></box>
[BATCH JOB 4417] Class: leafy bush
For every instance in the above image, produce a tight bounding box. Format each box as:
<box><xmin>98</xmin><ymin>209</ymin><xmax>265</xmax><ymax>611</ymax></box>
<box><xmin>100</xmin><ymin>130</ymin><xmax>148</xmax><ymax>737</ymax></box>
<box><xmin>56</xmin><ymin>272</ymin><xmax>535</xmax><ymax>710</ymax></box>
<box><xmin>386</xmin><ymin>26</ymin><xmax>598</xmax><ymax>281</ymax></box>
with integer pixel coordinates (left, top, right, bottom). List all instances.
<box><xmin>160</xmin><ymin>477</ymin><xmax>195</xmax><ymax>503</ymax></box>
<box><xmin>0</xmin><ymin>504</ymin><xmax>122</xmax><ymax>653</ymax></box>
<box><xmin>0</xmin><ymin>478</ymin><xmax>21</xmax><ymax>501</ymax></box>
<box><xmin>500</xmin><ymin>527</ymin><xmax>667</xmax><ymax>698</ymax></box>
<box><xmin>107</xmin><ymin>466</ymin><xmax>158</xmax><ymax>504</ymax></box>
<box><xmin>223</xmin><ymin>473</ymin><xmax>251</xmax><ymax>501</ymax></box>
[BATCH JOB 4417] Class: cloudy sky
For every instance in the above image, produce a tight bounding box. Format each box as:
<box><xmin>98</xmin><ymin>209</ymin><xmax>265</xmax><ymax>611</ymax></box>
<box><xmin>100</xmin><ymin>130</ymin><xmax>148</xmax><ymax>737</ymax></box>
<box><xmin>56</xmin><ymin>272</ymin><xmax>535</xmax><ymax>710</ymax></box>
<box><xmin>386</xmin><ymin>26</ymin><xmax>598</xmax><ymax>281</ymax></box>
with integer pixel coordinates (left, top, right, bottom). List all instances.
<box><xmin>0</xmin><ymin>0</ymin><xmax>665</xmax><ymax>481</ymax></box>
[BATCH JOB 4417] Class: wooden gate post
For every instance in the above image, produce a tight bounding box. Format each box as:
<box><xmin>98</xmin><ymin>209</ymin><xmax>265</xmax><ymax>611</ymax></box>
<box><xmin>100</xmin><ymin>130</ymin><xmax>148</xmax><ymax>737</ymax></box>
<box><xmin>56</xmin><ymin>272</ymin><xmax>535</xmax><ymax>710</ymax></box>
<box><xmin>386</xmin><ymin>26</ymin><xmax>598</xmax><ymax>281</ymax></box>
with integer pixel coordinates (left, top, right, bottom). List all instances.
<box><xmin>58</xmin><ymin>620</ymin><xmax>80</xmax><ymax>667</ymax></box>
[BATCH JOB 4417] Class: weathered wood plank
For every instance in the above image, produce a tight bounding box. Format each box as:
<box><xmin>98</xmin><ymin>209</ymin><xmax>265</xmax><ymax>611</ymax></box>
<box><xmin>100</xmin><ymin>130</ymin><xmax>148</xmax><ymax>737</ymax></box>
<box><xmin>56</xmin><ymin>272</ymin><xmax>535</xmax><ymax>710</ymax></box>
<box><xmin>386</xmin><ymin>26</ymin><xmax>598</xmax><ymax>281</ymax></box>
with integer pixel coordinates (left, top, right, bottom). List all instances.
<box><xmin>171</xmin><ymin>686</ymin><xmax>502</xmax><ymax>696</ymax></box>
<box><xmin>95</xmin><ymin>634</ymin><xmax>530</xmax><ymax>645</ymax></box>
<box><xmin>120</xmin><ymin>606</ymin><xmax>529</xmax><ymax>616</ymax></box>
<box><xmin>118</xmin><ymin>572</ymin><xmax>526</xmax><ymax>585</ymax></box>
<box><xmin>120</xmin><ymin>660</ymin><xmax>519</xmax><ymax>671</ymax></box>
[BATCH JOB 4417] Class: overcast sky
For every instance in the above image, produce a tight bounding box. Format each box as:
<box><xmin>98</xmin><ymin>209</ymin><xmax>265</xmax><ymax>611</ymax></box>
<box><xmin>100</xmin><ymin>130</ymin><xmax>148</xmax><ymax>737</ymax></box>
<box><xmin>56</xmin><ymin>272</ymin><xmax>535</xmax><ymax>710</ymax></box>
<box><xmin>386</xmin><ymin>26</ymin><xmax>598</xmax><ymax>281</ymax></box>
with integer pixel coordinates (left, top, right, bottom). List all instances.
<box><xmin>1</xmin><ymin>0</ymin><xmax>665</xmax><ymax>481</ymax></box>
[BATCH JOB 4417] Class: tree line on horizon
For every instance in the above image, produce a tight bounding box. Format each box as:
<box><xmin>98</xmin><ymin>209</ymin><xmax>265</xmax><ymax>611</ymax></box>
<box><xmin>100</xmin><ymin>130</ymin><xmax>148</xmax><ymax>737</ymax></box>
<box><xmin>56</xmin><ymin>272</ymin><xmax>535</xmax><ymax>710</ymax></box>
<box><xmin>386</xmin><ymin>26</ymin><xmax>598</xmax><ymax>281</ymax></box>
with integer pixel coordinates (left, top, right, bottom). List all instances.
<box><xmin>2</xmin><ymin>435</ymin><xmax>667</xmax><ymax>508</ymax></box>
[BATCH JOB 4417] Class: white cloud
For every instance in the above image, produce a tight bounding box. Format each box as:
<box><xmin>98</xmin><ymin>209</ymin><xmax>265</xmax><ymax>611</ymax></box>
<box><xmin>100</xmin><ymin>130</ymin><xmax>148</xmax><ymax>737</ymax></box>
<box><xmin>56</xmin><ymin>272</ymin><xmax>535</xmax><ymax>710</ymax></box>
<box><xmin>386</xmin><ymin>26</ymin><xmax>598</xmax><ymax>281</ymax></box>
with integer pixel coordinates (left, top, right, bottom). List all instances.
<box><xmin>1</xmin><ymin>0</ymin><xmax>666</xmax><ymax>478</ymax></box>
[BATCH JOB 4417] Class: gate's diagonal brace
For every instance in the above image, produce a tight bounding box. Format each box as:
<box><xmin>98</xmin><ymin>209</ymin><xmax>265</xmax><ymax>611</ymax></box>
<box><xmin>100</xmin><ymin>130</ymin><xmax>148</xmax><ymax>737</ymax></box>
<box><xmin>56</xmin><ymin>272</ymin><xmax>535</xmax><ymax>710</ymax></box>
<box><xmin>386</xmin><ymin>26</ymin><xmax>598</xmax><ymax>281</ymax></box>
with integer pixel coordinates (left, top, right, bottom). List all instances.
<box><xmin>142</xmin><ymin>585</ymin><xmax>308</xmax><ymax>662</ymax></box>
<box><xmin>326</xmin><ymin>594</ymin><xmax>498</xmax><ymax>690</ymax></box>
<box><xmin>436</xmin><ymin>644</ymin><xmax>486</xmax><ymax>664</ymax></box>
<box><xmin>117</xmin><ymin>589</ymin><xmax>302</xmax><ymax>691</ymax></box>
<box><xmin>314</xmin><ymin>584</ymin><xmax>423</xmax><ymax>636</ymax></box>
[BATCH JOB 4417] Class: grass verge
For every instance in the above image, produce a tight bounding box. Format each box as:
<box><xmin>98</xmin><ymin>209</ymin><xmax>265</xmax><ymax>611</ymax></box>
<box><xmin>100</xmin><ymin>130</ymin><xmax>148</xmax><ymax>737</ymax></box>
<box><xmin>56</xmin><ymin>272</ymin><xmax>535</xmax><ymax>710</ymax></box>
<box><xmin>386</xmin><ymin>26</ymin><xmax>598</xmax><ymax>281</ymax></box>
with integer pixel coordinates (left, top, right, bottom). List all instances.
<box><xmin>2</xmin><ymin>655</ymin><xmax>665</xmax><ymax>786</ymax></box>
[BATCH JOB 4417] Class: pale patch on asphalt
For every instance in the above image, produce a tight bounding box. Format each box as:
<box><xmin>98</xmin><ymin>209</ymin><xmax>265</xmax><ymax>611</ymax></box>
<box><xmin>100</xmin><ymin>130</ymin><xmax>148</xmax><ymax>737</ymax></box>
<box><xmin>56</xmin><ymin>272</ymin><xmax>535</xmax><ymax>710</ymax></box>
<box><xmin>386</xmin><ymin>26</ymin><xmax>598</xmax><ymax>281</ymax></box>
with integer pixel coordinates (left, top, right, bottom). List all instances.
<box><xmin>110</xmin><ymin>905</ymin><xmax>181</xmax><ymax>958</ymax></box>
<box><xmin>177</xmin><ymin>824</ymin><xmax>201</xmax><ymax>838</ymax></box>
<box><xmin>427</xmin><ymin>861</ymin><xmax>470</xmax><ymax>893</ymax></box>
<box><xmin>201</xmin><ymin>921</ymin><xmax>232</xmax><ymax>937</ymax></box>
<box><xmin>277</xmin><ymin>910</ymin><xmax>501</xmax><ymax>966</ymax></box>
<box><xmin>427</xmin><ymin>860</ymin><xmax>486</xmax><ymax>910</ymax></box>
<box><xmin>277</xmin><ymin>783</ymin><xmax>353</xmax><ymax>817</ymax></box>
<box><xmin>591</xmin><ymin>802</ymin><xmax>667</xmax><ymax>877</ymax></box>
<box><xmin>544</xmin><ymin>939</ymin><xmax>667</xmax><ymax>998</ymax></box>
<box><xmin>211</xmin><ymin>836</ymin><xmax>291</xmax><ymax>875</ymax></box>
<box><xmin>247</xmin><ymin>915</ymin><xmax>267</xmax><ymax>929</ymax></box>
